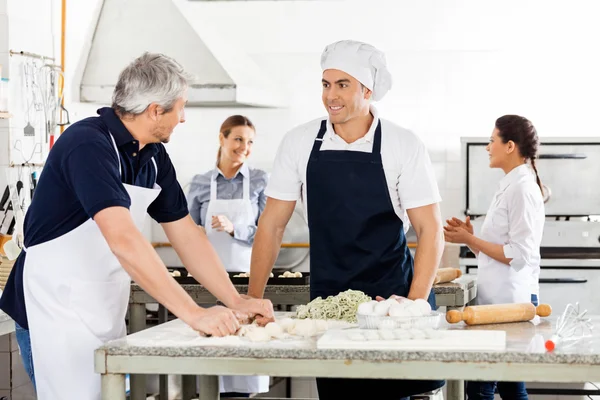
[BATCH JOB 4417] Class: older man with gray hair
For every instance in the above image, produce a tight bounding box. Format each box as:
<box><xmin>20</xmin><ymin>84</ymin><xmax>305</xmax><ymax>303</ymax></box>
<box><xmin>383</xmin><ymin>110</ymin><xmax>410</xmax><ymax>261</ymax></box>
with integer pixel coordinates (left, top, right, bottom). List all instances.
<box><xmin>0</xmin><ymin>52</ymin><xmax>274</xmax><ymax>400</ymax></box>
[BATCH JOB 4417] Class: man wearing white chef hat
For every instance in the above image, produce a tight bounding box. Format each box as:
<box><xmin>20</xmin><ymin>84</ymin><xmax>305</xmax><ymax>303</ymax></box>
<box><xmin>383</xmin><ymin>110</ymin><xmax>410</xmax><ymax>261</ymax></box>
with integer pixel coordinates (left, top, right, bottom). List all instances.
<box><xmin>249</xmin><ymin>39</ymin><xmax>445</xmax><ymax>399</ymax></box>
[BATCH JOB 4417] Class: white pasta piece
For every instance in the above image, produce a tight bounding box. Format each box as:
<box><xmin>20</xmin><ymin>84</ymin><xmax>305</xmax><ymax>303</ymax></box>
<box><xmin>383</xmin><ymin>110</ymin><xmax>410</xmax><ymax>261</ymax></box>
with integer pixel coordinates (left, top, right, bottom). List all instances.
<box><xmin>410</xmin><ymin>329</ymin><xmax>427</xmax><ymax>340</ymax></box>
<box><xmin>373</xmin><ymin>301</ymin><xmax>391</xmax><ymax>316</ymax></box>
<box><xmin>277</xmin><ymin>318</ymin><xmax>296</xmax><ymax>333</ymax></box>
<box><xmin>379</xmin><ymin>330</ymin><xmax>396</xmax><ymax>341</ymax></box>
<box><xmin>348</xmin><ymin>332</ymin><xmax>365</xmax><ymax>341</ymax></box>
<box><xmin>364</xmin><ymin>330</ymin><xmax>380</xmax><ymax>341</ymax></box>
<box><xmin>293</xmin><ymin>319</ymin><xmax>318</xmax><ymax>337</ymax></box>
<box><xmin>393</xmin><ymin>329</ymin><xmax>411</xmax><ymax>340</ymax></box>
<box><xmin>246</xmin><ymin>327</ymin><xmax>271</xmax><ymax>342</ymax></box>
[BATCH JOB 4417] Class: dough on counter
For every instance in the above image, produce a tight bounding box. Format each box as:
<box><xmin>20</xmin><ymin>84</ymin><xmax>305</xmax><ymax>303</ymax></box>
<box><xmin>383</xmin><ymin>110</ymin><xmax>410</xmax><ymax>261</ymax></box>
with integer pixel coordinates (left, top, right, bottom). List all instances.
<box><xmin>389</xmin><ymin>304</ymin><xmax>410</xmax><ymax>317</ymax></box>
<box><xmin>278</xmin><ymin>318</ymin><xmax>296</xmax><ymax>333</ymax></box>
<box><xmin>373</xmin><ymin>301</ymin><xmax>391</xmax><ymax>316</ymax></box>
<box><xmin>293</xmin><ymin>271</ymin><xmax>303</xmax><ymax>278</ymax></box>
<box><xmin>315</xmin><ymin>319</ymin><xmax>329</xmax><ymax>333</ymax></box>
<box><xmin>293</xmin><ymin>319</ymin><xmax>318</xmax><ymax>337</ymax></box>
<box><xmin>357</xmin><ymin>300</ymin><xmax>377</xmax><ymax>315</ymax></box>
<box><xmin>265</xmin><ymin>322</ymin><xmax>285</xmax><ymax>339</ymax></box>
<box><xmin>246</xmin><ymin>327</ymin><xmax>271</xmax><ymax>342</ymax></box>
<box><xmin>170</xmin><ymin>270</ymin><xmax>181</xmax><ymax>277</ymax></box>
<box><xmin>269</xmin><ymin>272</ymin><xmax>274</xmax><ymax>278</ymax></box>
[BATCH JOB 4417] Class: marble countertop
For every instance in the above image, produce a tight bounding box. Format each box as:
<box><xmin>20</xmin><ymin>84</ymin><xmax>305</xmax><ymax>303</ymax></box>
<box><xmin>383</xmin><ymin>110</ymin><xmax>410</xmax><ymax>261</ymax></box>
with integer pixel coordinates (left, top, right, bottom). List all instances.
<box><xmin>131</xmin><ymin>275</ymin><xmax>475</xmax><ymax>295</ymax></box>
<box><xmin>100</xmin><ymin>311</ymin><xmax>600</xmax><ymax>365</ymax></box>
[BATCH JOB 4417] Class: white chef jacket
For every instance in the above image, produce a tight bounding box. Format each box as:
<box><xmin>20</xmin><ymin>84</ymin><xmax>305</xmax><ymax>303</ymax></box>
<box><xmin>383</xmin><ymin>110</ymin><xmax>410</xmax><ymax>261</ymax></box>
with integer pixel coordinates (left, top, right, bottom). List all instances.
<box><xmin>476</xmin><ymin>163</ymin><xmax>545</xmax><ymax>305</ymax></box>
<box><xmin>265</xmin><ymin>105</ymin><xmax>442</xmax><ymax>232</ymax></box>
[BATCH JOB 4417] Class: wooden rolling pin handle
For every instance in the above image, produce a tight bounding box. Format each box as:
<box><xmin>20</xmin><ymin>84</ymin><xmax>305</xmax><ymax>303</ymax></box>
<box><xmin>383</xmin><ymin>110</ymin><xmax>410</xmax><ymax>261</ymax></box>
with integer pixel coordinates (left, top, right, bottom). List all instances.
<box><xmin>446</xmin><ymin>309</ymin><xmax>464</xmax><ymax>324</ymax></box>
<box><xmin>536</xmin><ymin>304</ymin><xmax>552</xmax><ymax>317</ymax></box>
<box><xmin>434</xmin><ymin>268</ymin><xmax>463</xmax><ymax>284</ymax></box>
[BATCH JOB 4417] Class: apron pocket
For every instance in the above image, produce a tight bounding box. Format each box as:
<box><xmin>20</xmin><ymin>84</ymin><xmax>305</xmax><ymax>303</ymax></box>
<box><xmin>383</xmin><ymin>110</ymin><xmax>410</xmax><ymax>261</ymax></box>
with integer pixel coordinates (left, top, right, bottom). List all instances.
<box><xmin>69</xmin><ymin>279</ymin><xmax>130</xmax><ymax>343</ymax></box>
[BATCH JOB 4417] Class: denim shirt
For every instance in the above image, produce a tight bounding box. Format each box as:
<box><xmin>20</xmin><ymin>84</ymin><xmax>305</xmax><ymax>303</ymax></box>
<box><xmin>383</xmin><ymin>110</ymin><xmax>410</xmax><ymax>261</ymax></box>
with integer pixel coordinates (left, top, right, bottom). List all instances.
<box><xmin>186</xmin><ymin>164</ymin><xmax>268</xmax><ymax>245</ymax></box>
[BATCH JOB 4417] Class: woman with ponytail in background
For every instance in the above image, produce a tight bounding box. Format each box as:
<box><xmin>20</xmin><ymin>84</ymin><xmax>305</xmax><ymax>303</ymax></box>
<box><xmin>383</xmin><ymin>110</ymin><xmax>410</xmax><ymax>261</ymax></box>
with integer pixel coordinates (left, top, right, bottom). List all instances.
<box><xmin>187</xmin><ymin>115</ymin><xmax>269</xmax><ymax>397</ymax></box>
<box><xmin>444</xmin><ymin>115</ymin><xmax>545</xmax><ymax>400</ymax></box>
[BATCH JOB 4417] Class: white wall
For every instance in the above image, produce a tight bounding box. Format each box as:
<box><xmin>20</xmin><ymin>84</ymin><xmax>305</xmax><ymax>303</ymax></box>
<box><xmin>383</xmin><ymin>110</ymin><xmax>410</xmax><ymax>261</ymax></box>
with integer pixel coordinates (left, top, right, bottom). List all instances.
<box><xmin>5</xmin><ymin>0</ymin><xmax>600</xmax><ymax>239</ymax></box>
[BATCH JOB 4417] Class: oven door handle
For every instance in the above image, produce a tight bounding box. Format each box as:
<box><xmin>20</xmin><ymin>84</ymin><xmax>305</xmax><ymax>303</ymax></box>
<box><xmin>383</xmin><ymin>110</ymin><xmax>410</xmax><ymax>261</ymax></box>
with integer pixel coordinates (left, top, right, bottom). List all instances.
<box><xmin>539</xmin><ymin>278</ymin><xmax>588</xmax><ymax>284</ymax></box>
<box><xmin>538</xmin><ymin>153</ymin><xmax>587</xmax><ymax>159</ymax></box>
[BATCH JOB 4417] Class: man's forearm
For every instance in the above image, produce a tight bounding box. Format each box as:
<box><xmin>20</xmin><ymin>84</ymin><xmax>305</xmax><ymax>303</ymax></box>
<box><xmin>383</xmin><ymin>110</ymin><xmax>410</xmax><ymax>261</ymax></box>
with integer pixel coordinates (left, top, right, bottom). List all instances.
<box><xmin>248</xmin><ymin>224</ymin><xmax>285</xmax><ymax>299</ymax></box>
<box><xmin>166</xmin><ymin>217</ymin><xmax>242</xmax><ymax>308</ymax></box>
<box><xmin>408</xmin><ymin>229</ymin><xmax>444</xmax><ymax>300</ymax></box>
<box><xmin>111</xmin><ymin>230</ymin><xmax>202</xmax><ymax>324</ymax></box>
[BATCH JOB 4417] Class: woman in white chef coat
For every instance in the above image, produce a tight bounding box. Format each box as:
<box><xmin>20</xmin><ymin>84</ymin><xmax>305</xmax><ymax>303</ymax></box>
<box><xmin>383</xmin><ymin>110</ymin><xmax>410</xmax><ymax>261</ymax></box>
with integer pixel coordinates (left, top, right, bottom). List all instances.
<box><xmin>444</xmin><ymin>114</ymin><xmax>545</xmax><ymax>400</ymax></box>
<box><xmin>187</xmin><ymin>115</ymin><xmax>269</xmax><ymax>398</ymax></box>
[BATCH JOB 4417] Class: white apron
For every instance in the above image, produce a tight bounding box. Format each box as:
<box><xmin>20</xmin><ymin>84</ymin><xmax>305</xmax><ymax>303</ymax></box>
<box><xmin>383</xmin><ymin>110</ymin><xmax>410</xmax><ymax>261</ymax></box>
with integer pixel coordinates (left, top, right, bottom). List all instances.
<box><xmin>204</xmin><ymin>167</ymin><xmax>269</xmax><ymax>394</ymax></box>
<box><xmin>475</xmin><ymin>193</ymin><xmax>531</xmax><ymax>306</ymax></box>
<box><xmin>23</xmin><ymin>134</ymin><xmax>161</xmax><ymax>400</ymax></box>
<box><xmin>204</xmin><ymin>168</ymin><xmax>254</xmax><ymax>273</ymax></box>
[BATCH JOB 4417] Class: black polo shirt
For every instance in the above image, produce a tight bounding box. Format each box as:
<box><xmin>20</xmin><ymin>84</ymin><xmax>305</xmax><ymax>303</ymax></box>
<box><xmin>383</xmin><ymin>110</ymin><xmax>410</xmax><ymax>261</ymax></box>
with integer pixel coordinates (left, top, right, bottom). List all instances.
<box><xmin>0</xmin><ymin>107</ymin><xmax>188</xmax><ymax>329</ymax></box>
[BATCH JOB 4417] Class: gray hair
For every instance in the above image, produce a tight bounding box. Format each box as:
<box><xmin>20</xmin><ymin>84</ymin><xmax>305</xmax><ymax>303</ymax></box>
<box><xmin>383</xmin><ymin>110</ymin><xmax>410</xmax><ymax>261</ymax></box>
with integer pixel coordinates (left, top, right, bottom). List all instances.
<box><xmin>112</xmin><ymin>52</ymin><xmax>194</xmax><ymax>116</ymax></box>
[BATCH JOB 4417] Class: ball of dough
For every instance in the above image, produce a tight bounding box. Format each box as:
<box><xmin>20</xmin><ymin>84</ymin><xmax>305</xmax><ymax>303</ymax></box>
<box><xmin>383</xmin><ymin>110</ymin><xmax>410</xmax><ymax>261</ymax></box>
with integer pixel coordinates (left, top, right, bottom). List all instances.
<box><xmin>293</xmin><ymin>319</ymin><xmax>318</xmax><ymax>337</ymax></box>
<box><xmin>396</xmin><ymin>297</ymin><xmax>414</xmax><ymax>307</ymax></box>
<box><xmin>389</xmin><ymin>303</ymin><xmax>410</xmax><ymax>317</ymax></box>
<box><xmin>413</xmin><ymin>299</ymin><xmax>432</xmax><ymax>315</ymax></box>
<box><xmin>171</xmin><ymin>270</ymin><xmax>181</xmax><ymax>277</ymax></box>
<box><xmin>247</xmin><ymin>327</ymin><xmax>271</xmax><ymax>342</ymax></box>
<box><xmin>373</xmin><ymin>301</ymin><xmax>391</xmax><ymax>316</ymax></box>
<box><xmin>405</xmin><ymin>304</ymin><xmax>424</xmax><ymax>317</ymax></box>
<box><xmin>265</xmin><ymin>322</ymin><xmax>285</xmax><ymax>339</ymax></box>
<box><xmin>357</xmin><ymin>301</ymin><xmax>376</xmax><ymax>315</ymax></box>
<box><xmin>294</xmin><ymin>271</ymin><xmax>303</xmax><ymax>278</ymax></box>
<box><xmin>278</xmin><ymin>318</ymin><xmax>296</xmax><ymax>333</ymax></box>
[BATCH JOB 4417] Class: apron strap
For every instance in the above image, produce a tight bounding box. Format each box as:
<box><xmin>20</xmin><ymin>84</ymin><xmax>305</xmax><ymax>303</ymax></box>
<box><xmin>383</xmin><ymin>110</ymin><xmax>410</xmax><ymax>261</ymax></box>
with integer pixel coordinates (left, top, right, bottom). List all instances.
<box><xmin>210</xmin><ymin>171</ymin><xmax>218</xmax><ymax>201</ymax></box>
<box><xmin>151</xmin><ymin>158</ymin><xmax>158</xmax><ymax>185</ymax></box>
<box><xmin>242</xmin><ymin>168</ymin><xmax>250</xmax><ymax>200</ymax></box>
<box><xmin>309</xmin><ymin>120</ymin><xmax>328</xmax><ymax>161</ymax></box>
<box><xmin>107</xmin><ymin>132</ymin><xmax>122</xmax><ymax>177</ymax></box>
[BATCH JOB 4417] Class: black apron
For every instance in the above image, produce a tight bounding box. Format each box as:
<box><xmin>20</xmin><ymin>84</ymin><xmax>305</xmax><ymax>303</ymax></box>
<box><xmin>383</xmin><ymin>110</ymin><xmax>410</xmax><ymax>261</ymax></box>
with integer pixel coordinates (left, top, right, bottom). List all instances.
<box><xmin>306</xmin><ymin>120</ymin><xmax>444</xmax><ymax>400</ymax></box>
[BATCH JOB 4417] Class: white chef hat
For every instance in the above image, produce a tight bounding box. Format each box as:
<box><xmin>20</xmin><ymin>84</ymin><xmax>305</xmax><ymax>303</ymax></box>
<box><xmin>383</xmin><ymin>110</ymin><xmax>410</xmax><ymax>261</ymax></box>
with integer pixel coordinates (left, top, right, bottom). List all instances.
<box><xmin>320</xmin><ymin>40</ymin><xmax>393</xmax><ymax>102</ymax></box>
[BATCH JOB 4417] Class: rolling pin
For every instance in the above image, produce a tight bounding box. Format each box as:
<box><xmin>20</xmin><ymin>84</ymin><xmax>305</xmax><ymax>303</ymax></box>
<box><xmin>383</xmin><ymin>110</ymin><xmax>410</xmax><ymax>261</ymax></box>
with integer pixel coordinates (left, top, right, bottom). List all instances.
<box><xmin>446</xmin><ymin>303</ymin><xmax>552</xmax><ymax>325</ymax></box>
<box><xmin>434</xmin><ymin>268</ymin><xmax>462</xmax><ymax>284</ymax></box>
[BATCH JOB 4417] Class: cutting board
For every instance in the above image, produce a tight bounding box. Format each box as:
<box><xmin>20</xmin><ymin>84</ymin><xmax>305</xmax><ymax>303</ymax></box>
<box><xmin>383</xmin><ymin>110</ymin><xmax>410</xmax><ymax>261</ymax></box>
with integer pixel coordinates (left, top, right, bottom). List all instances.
<box><xmin>317</xmin><ymin>328</ymin><xmax>506</xmax><ymax>352</ymax></box>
